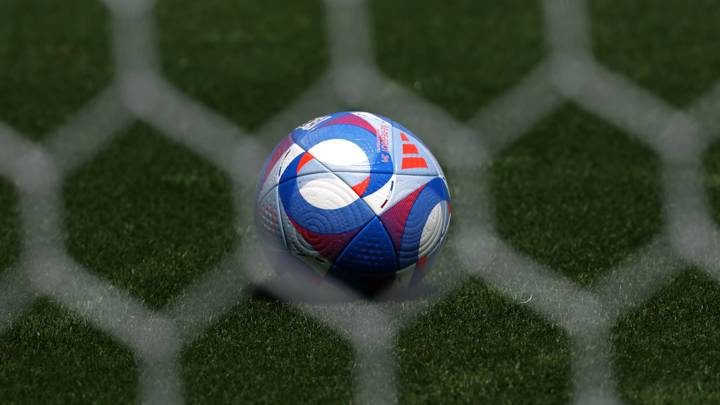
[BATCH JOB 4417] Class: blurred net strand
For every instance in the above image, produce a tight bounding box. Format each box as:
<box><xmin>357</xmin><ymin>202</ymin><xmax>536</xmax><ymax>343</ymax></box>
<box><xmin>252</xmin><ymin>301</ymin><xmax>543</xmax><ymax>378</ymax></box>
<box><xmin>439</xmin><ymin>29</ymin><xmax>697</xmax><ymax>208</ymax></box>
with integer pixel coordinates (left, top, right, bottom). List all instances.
<box><xmin>0</xmin><ymin>0</ymin><xmax>717</xmax><ymax>404</ymax></box>
<box><xmin>254</xmin><ymin>76</ymin><xmax>342</xmax><ymax>141</ymax></box>
<box><xmin>166</xmin><ymin>247</ymin><xmax>248</xmax><ymax>345</ymax></box>
<box><xmin>468</xmin><ymin>61</ymin><xmax>564</xmax><ymax>155</ymax></box>
<box><xmin>44</xmin><ymin>86</ymin><xmax>134</xmax><ymax>174</ymax></box>
<box><xmin>0</xmin><ymin>266</ymin><xmax>34</xmax><ymax>335</ymax></box>
<box><xmin>594</xmin><ymin>237</ymin><xmax>683</xmax><ymax>321</ymax></box>
<box><xmin>691</xmin><ymin>82</ymin><xmax>720</xmax><ymax>137</ymax></box>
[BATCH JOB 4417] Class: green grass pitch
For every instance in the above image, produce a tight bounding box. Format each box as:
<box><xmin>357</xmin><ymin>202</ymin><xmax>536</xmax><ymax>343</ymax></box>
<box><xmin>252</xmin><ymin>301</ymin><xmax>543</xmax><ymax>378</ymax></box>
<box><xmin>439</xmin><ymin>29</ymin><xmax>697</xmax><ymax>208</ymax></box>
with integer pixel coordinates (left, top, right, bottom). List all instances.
<box><xmin>1</xmin><ymin>0</ymin><xmax>720</xmax><ymax>403</ymax></box>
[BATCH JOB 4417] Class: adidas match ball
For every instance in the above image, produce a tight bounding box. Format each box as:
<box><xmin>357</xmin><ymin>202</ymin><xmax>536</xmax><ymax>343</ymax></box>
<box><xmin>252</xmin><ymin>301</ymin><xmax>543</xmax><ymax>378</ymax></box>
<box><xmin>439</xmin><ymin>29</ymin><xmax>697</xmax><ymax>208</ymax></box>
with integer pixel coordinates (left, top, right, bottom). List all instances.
<box><xmin>255</xmin><ymin>112</ymin><xmax>451</xmax><ymax>294</ymax></box>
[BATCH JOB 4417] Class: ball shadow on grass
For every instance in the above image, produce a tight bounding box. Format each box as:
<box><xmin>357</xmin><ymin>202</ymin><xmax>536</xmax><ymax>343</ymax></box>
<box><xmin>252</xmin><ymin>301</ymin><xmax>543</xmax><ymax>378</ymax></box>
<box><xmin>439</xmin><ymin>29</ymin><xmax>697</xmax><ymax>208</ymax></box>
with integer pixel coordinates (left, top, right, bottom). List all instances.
<box><xmin>247</xmin><ymin>272</ymin><xmax>439</xmax><ymax>305</ymax></box>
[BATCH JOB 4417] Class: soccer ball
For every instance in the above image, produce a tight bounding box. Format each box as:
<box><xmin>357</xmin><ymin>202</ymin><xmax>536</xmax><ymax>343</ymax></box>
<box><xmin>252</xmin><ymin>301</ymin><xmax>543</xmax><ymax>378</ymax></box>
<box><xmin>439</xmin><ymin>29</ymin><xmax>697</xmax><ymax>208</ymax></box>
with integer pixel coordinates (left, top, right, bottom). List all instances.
<box><xmin>255</xmin><ymin>112</ymin><xmax>451</xmax><ymax>294</ymax></box>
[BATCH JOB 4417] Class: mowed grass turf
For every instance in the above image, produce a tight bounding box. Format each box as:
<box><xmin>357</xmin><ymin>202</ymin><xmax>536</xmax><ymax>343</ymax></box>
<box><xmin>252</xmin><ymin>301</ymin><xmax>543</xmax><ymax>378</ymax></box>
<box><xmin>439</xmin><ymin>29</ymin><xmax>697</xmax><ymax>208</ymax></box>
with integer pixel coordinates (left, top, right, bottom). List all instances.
<box><xmin>371</xmin><ymin>0</ymin><xmax>544</xmax><ymax>120</ymax></box>
<box><xmin>612</xmin><ymin>270</ymin><xmax>720</xmax><ymax>404</ymax></box>
<box><xmin>490</xmin><ymin>105</ymin><xmax>662</xmax><ymax>286</ymax></box>
<box><xmin>396</xmin><ymin>280</ymin><xmax>572</xmax><ymax>404</ymax></box>
<box><xmin>63</xmin><ymin>124</ymin><xmax>238</xmax><ymax>309</ymax></box>
<box><xmin>0</xmin><ymin>301</ymin><xmax>137</xmax><ymax>404</ymax></box>
<box><xmin>1</xmin><ymin>0</ymin><xmax>720</xmax><ymax>404</ymax></box>
<box><xmin>0</xmin><ymin>180</ymin><xmax>20</xmax><ymax>279</ymax></box>
<box><xmin>156</xmin><ymin>0</ymin><xmax>328</xmax><ymax>130</ymax></box>
<box><xmin>0</xmin><ymin>0</ymin><xmax>111</xmax><ymax>140</ymax></box>
<box><xmin>591</xmin><ymin>0</ymin><xmax>720</xmax><ymax>107</ymax></box>
<box><xmin>182</xmin><ymin>299</ymin><xmax>354</xmax><ymax>404</ymax></box>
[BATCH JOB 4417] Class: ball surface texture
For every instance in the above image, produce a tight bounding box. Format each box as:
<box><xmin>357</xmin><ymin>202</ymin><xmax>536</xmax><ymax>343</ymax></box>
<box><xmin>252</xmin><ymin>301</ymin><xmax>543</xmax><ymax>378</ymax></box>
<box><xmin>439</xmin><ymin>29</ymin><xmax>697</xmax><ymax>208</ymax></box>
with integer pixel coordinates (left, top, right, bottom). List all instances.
<box><xmin>255</xmin><ymin>112</ymin><xmax>451</xmax><ymax>293</ymax></box>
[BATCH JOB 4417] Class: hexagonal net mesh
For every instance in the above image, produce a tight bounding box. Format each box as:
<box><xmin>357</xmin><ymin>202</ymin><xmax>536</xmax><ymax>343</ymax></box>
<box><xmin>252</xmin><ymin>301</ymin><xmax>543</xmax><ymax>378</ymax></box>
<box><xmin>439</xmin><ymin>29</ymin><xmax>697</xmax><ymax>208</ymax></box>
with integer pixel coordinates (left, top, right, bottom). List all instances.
<box><xmin>0</xmin><ymin>0</ymin><xmax>719</xmax><ymax>404</ymax></box>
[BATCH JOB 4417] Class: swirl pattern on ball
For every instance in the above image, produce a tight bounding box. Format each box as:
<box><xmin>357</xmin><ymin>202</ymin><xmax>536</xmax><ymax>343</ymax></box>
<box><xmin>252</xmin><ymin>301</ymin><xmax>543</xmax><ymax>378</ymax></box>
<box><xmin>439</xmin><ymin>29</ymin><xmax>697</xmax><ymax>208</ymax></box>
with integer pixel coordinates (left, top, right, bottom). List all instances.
<box><xmin>255</xmin><ymin>112</ymin><xmax>452</xmax><ymax>292</ymax></box>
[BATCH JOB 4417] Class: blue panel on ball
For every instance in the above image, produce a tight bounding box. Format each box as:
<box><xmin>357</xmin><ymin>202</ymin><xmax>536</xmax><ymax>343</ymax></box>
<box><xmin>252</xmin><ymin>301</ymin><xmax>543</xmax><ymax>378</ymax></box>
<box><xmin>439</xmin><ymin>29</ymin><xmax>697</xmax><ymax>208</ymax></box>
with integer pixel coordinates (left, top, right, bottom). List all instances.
<box><xmin>255</xmin><ymin>186</ymin><xmax>285</xmax><ymax>250</ymax></box>
<box><xmin>335</xmin><ymin>217</ymin><xmax>398</xmax><ymax>272</ymax></box>
<box><xmin>278</xmin><ymin>185</ymin><xmax>373</xmax><ymax>235</ymax></box>
<box><xmin>398</xmin><ymin>177</ymin><xmax>450</xmax><ymax>268</ymax></box>
<box><xmin>292</xmin><ymin>113</ymin><xmax>395</xmax><ymax>175</ymax></box>
<box><xmin>278</xmin><ymin>154</ymin><xmax>376</xmax><ymax>235</ymax></box>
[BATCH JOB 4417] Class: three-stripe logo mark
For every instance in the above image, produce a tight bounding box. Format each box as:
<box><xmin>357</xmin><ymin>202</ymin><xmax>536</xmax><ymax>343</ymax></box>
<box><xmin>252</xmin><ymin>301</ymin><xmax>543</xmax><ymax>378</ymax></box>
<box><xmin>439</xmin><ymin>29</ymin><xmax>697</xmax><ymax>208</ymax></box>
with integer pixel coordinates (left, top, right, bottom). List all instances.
<box><xmin>400</xmin><ymin>132</ymin><xmax>428</xmax><ymax>170</ymax></box>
